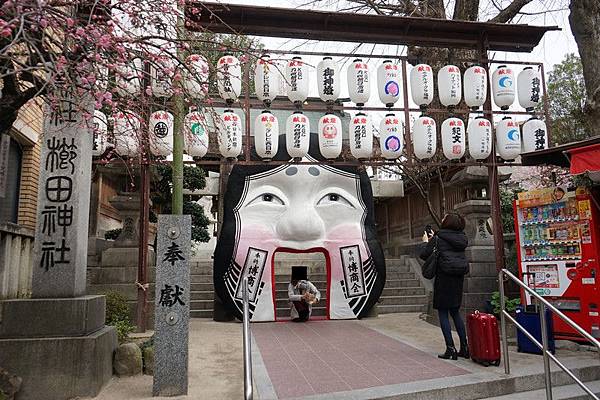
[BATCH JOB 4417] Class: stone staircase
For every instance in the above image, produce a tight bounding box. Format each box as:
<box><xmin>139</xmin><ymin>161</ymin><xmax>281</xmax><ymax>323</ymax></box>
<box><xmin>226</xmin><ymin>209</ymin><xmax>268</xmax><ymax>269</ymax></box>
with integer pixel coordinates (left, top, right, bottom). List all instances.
<box><xmin>189</xmin><ymin>256</ymin><xmax>429</xmax><ymax>319</ymax></box>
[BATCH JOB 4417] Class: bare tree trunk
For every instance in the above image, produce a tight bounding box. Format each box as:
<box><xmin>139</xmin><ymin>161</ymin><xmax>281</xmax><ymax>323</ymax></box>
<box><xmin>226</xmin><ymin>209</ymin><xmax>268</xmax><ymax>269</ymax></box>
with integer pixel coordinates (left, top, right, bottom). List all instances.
<box><xmin>569</xmin><ymin>0</ymin><xmax>600</xmax><ymax>136</ymax></box>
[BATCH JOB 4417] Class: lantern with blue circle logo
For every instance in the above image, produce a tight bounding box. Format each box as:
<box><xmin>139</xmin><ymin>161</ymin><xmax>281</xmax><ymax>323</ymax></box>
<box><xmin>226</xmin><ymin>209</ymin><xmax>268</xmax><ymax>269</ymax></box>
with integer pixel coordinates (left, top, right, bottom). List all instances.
<box><xmin>377</xmin><ymin>60</ymin><xmax>401</xmax><ymax>107</ymax></box>
<box><xmin>379</xmin><ymin>113</ymin><xmax>403</xmax><ymax>159</ymax></box>
<box><xmin>492</xmin><ymin>65</ymin><xmax>515</xmax><ymax>110</ymax></box>
<box><xmin>496</xmin><ymin>116</ymin><xmax>521</xmax><ymax>160</ymax></box>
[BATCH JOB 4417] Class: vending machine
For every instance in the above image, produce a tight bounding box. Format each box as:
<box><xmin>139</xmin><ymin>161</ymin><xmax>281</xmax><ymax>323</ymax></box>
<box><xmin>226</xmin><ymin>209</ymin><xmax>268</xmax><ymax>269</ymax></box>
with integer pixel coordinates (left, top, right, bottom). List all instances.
<box><xmin>514</xmin><ymin>187</ymin><xmax>600</xmax><ymax>341</ymax></box>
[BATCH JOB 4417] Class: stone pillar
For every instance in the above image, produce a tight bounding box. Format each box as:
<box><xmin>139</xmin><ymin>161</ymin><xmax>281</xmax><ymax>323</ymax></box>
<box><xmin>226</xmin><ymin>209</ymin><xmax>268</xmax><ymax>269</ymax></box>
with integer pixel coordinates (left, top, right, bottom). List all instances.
<box><xmin>0</xmin><ymin>93</ymin><xmax>116</xmax><ymax>400</ymax></box>
<box><xmin>455</xmin><ymin>200</ymin><xmax>498</xmax><ymax>317</ymax></box>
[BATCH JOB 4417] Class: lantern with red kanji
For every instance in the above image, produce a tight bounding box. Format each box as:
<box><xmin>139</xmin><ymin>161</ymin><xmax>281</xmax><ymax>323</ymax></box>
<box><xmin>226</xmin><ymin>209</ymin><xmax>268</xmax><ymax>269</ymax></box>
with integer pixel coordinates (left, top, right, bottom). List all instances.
<box><xmin>218</xmin><ymin>109</ymin><xmax>242</xmax><ymax>158</ymax></box>
<box><xmin>412</xmin><ymin>115</ymin><xmax>437</xmax><ymax>160</ymax></box>
<box><xmin>318</xmin><ymin>113</ymin><xmax>342</xmax><ymax>159</ymax></box>
<box><xmin>254</xmin><ymin>111</ymin><xmax>279</xmax><ymax>160</ymax></box>
<box><xmin>184</xmin><ymin>111</ymin><xmax>209</xmax><ymax>158</ymax></box>
<box><xmin>149</xmin><ymin>110</ymin><xmax>174</xmax><ymax>156</ymax></box>
<box><xmin>438</xmin><ymin>65</ymin><xmax>462</xmax><ymax>107</ymax></box>
<box><xmin>151</xmin><ymin>58</ymin><xmax>174</xmax><ymax>98</ymax></box>
<box><xmin>522</xmin><ymin>117</ymin><xmax>548</xmax><ymax>153</ymax></box>
<box><xmin>113</xmin><ymin>110</ymin><xmax>141</xmax><ymax>157</ymax></box>
<box><xmin>347</xmin><ymin>59</ymin><xmax>371</xmax><ymax>106</ymax></box>
<box><xmin>441</xmin><ymin>117</ymin><xmax>466</xmax><ymax>160</ymax></box>
<box><xmin>349</xmin><ymin>112</ymin><xmax>373</xmax><ymax>159</ymax></box>
<box><xmin>377</xmin><ymin>60</ymin><xmax>401</xmax><ymax>107</ymax></box>
<box><xmin>463</xmin><ymin>65</ymin><xmax>487</xmax><ymax>110</ymax></box>
<box><xmin>492</xmin><ymin>65</ymin><xmax>515</xmax><ymax>110</ymax></box>
<box><xmin>379</xmin><ymin>113</ymin><xmax>403</xmax><ymax>159</ymax></box>
<box><xmin>115</xmin><ymin>58</ymin><xmax>142</xmax><ymax>97</ymax></box>
<box><xmin>217</xmin><ymin>54</ymin><xmax>242</xmax><ymax>102</ymax></box>
<box><xmin>467</xmin><ymin>116</ymin><xmax>492</xmax><ymax>160</ymax></box>
<box><xmin>255</xmin><ymin>54</ymin><xmax>279</xmax><ymax>106</ymax></box>
<box><xmin>286</xmin><ymin>56</ymin><xmax>309</xmax><ymax>104</ymax></box>
<box><xmin>286</xmin><ymin>111</ymin><xmax>310</xmax><ymax>158</ymax></box>
<box><xmin>517</xmin><ymin>67</ymin><xmax>542</xmax><ymax>111</ymax></box>
<box><xmin>184</xmin><ymin>54</ymin><xmax>209</xmax><ymax>99</ymax></box>
<box><xmin>92</xmin><ymin>110</ymin><xmax>108</xmax><ymax>157</ymax></box>
<box><xmin>317</xmin><ymin>57</ymin><xmax>340</xmax><ymax>102</ymax></box>
<box><xmin>496</xmin><ymin>116</ymin><xmax>521</xmax><ymax>160</ymax></box>
<box><xmin>410</xmin><ymin>64</ymin><xmax>434</xmax><ymax>108</ymax></box>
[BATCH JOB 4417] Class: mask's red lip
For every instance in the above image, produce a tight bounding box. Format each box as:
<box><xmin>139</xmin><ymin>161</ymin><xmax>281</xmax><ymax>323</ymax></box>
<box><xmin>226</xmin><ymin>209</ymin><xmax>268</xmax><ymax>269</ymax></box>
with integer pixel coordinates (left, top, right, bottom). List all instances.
<box><xmin>271</xmin><ymin>247</ymin><xmax>331</xmax><ymax>321</ymax></box>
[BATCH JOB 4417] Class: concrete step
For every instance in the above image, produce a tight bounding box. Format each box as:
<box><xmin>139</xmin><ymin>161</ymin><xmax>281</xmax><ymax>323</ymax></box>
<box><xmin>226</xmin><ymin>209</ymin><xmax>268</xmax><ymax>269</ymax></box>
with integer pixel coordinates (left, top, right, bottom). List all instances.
<box><xmin>191</xmin><ymin>274</ymin><xmax>214</xmax><ymax>283</ymax></box>
<box><xmin>385</xmin><ymin>279</ymin><xmax>422</xmax><ymax>288</ymax></box>
<box><xmin>381</xmin><ymin>287</ymin><xmax>425</xmax><ymax>296</ymax></box>
<box><xmin>189</xmin><ymin>299</ymin><xmax>213</xmax><ymax>310</ymax></box>
<box><xmin>379</xmin><ymin>295</ymin><xmax>428</xmax><ymax>306</ymax></box>
<box><xmin>482</xmin><ymin>379</ymin><xmax>600</xmax><ymax>400</ymax></box>
<box><xmin>378</xmin><ymin>304</ymin><xmax>427</xmax><ymax>313</ymax></box>
<box><xmin>190</xmin><ymin>291</ymin><xmax>214</xmax><ymax>300</ymax></box>
<box><xmin>190</xmin><ymin>309</ymin><xmax>213</xmax><ymax>318</ymax></box>
<box><xmin>191</xmin><ymin>282</ymin><xmax>214</xmax><ymax>292</ymax></box>
<box><xmin>386</xmin><ymin>264</ymin><xmax>411</xmax><ymax>273</ymax></box>
<box><xmin>276</xmin><ymin>306</ymin><xmax>327</xmax><ymax>318</ymax></box>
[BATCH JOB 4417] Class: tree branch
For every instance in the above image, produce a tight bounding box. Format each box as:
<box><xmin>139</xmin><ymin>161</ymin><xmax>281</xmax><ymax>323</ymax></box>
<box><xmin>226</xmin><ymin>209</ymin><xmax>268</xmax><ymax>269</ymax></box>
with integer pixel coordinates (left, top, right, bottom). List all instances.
<box><xmin>489</xmin><ymin>0</ymin><xmax>533</xmax><ymax>23</ymax></box>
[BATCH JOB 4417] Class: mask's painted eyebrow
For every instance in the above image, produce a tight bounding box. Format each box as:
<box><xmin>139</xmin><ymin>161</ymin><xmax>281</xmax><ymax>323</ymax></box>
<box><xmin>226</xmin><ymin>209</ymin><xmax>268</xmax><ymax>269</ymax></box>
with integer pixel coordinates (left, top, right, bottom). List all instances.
<box><xmin>285</xmin><ymin>166</ymin><xmax>298</xmax><ymax>176</ymax></box>
<box><xmin>308</xmin><ymin>167</ymin><xmax>320</xmax><ymax>176</ymax></box>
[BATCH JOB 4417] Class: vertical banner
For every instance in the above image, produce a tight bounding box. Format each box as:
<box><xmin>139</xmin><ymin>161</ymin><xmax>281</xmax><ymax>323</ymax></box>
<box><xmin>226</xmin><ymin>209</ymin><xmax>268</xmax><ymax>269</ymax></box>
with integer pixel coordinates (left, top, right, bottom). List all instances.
<box><xmin>153</xmin><ymin>215</ymin><xmax>191</xmax><ymax>397</ymax></box>
<box><xmin>32</xmin><ymin>90</ymin><xmax>93</xmax><ymax>298</ymax></box>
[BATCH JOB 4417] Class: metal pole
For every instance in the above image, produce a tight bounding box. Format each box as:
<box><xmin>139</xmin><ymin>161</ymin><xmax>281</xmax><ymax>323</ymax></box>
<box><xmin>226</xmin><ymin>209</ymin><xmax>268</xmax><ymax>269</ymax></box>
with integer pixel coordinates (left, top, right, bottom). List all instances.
<box><xmin>539</xmin><ymin>300</ymin><xmax>553</xmax><ymax>400</ymax></box>
<box><xmin>498</xmin><ymin>271</ymin><xmax>510</xmax><ymax>375</ymax></box>
<box><xmin>242</xmin><ymin>276</ymin><xmax>253</xmax><ymax>400</ymax></box>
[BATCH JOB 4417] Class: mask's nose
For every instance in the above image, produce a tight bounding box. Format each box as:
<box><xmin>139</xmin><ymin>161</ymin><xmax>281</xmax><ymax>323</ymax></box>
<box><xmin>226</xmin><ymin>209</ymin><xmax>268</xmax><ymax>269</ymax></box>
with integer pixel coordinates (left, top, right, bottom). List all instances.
<box><xmin>276</xmin><ymin>205</ymin><xmax>325</xmax><ymax>242</ymax></box>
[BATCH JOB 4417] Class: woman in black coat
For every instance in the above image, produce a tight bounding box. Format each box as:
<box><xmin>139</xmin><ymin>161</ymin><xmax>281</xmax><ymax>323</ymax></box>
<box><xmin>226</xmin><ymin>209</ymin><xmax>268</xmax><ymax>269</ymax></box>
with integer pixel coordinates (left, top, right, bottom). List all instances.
<box><xmin>420</xmin><ymin>212</ymin><xmax>469</xmax><ymax>360</ymax></box>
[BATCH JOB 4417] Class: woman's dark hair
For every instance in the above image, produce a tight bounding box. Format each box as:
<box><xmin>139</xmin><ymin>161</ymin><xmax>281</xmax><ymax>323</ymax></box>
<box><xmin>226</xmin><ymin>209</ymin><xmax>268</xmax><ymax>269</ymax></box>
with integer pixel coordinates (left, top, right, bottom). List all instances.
<box><xmin>441</xmin><ymin>212</ymin><xmax>465</xmax><ymax>231</ymax></box>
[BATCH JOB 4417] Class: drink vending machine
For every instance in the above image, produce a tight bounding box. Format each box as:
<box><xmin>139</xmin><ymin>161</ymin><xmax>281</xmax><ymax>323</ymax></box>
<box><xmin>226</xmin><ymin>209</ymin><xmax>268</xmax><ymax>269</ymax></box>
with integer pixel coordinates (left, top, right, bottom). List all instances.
<box><xmin>514</xmin><ymin>187</ymin><xmax>600</xmax><ymax>341</ymax></box>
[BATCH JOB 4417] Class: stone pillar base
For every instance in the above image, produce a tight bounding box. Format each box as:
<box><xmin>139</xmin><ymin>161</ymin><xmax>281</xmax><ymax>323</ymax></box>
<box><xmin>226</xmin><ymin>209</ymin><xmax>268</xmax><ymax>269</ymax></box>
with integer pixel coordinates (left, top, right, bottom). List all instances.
<box><xmin>0</xmin><ymin>296</ymin><xmax>117</xmax><ymax>400</ymax></box>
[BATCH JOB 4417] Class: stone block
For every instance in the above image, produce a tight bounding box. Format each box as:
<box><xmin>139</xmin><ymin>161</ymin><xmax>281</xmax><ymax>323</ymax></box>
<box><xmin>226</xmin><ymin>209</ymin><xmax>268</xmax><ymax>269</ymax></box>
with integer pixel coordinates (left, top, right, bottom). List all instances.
<box><xmin>468</xmin><ymin>262</ymin><xmax>498</xmax><ymax>278</ymax></box>
<box><xmin>465</xmin><ymin>246</ymin><xmax>496</xmax><ymax>262</ymax></box>
<box><xmin>464</xmin><ymin>276</ymin><xmax>498</xmax><ymax>293</ymax></box>
<box><xmin>0</xmin><ymin>367</ymin><xmax>22</xmax><ymax>400</ymax></box>
<box><xmin>0</xmin><ymin>326</ymin><xmax>117</xmax><ymax>400</ymax></box>
<box><xmin>114</xmin><ymin>343</ymin><xmax>143</xmax><ymax>377</ymax></box>
<box><xmin>0</xmin><ymin>296</ymin><xmax>105</xmax><ymax>338</ymax></box>
<box><xmin>143</xmin><ymin>346</ymin><xmax>155</xmax><ymax>375</ymax></box>
<box><xmin>101</xmin><ymin>247</ymin><xmax>155</xmax><ymax>267</ymax></box>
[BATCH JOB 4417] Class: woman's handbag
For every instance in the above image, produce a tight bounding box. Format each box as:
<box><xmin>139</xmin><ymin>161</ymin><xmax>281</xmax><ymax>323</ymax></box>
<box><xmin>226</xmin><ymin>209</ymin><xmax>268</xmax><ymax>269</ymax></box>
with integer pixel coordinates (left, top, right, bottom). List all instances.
<box><xmin>421</xmin><ymin>236</ymin><xmax>438</xmax><ymax>279</ymax></box>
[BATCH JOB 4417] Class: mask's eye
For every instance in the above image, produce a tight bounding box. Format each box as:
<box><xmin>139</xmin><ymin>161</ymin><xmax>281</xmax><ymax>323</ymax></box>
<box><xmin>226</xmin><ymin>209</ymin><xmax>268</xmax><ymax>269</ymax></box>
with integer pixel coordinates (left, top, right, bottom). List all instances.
<box><xmin>247</xmin><ymin>192</ymin><xmax>285</xmax><ymax>206</ymax></box>
<box><xmin>317</xmin><ymin>192</ymin><xmax>354</xmax><ymax>208</ymax></box>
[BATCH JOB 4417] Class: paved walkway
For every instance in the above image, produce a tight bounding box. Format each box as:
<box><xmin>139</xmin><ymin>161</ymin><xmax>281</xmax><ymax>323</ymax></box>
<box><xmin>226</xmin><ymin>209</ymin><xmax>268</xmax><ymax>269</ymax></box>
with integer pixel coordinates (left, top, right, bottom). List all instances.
<box><xmin>88</xmin><ymin>314</ymin><xmax>600</xmax><ymax>400</ymax></box>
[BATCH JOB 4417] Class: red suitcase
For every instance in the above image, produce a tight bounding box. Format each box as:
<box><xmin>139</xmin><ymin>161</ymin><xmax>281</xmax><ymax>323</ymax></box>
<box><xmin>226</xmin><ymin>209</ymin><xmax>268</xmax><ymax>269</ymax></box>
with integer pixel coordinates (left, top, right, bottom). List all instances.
<box><xmin>467</xmin><ymin>310</ymin><xmax>501</xmax><ymax>366</ymax></box>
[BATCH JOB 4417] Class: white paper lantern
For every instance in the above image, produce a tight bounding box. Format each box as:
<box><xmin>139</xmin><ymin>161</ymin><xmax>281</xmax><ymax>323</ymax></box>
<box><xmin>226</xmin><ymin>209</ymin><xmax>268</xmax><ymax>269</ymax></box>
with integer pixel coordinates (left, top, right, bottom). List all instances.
<box><xmin>151</xmin><ymin>58</ymin><xmax>174</xmax><ymax>98</ymax></box>
<box><xmin>217</xmin><ymin>54</ymin><xmax>242</xmax><ymax>102</ymax></box>
<box><xmin>464</xmin><ymin>65</ymin><xmax>487</xmax><ymax>110</ymax></box>
<box><xmin>218</xmin><ymin>110</ymin><xmax>242</xmax><ymax>158</ymax></box>
<box><xmin>347</xmin><ymin>59</ymin><xmax>370</xmax><ymax>105</ymax></box>
<box><xmin>184</xmin><ymin>111</ymin><xmax>209</xmax><ymax>158</ymax></box>
<box><xmin>379</xmin><ymin>113</ymin><xmax>403</xmax><ymax>159</ymax></box>
<box><xmin>410</xmin><ymin>64</ymin><xmax>434</xmax><ymax>108</ymax></box>
<box><xmin>92</xmin><ymin>110</ymin><xmax>108</xmax><ymax>157</ymax></box>
<box><xmin>318</xmin><ymin>114</ymin><xmax>342</xmax><ymax>159</ymax></box>
<box><xmin>492</xmin><ymin>65</ymin><xmax>515</xmax><ymax>110</ymax></box>
<box><xmin>522</xmin><ymin>117</ymin><xmax>548</xmax><ymax>152</ymax></box>
<box><xmin>286</xmin><ymin>112</ymin><xmax>310</xmax><ymax>158</ymax></box>
<box><xmin>317</xmin><ymin>57</ymin><xmax>340</xmax><ymax>102</ymax></box>
<box><xmin>377</xmin><ymin>60</ymin><xmax>401</xmax><ymax>106</ymax></box>
<box><xmin>149</xmin><ymin>110</ymin><xmax>174</xmax><ymax>156</ymax></box>
<box><xmin>113</xmin><ymin>111</ymin><xmax>140</xmax><ymax>157</ymax></box>
<box><xmin>496</xmin><ymin>117</ymin><xmax>521</xmax><ymax>160</ymax></box>
<box><xmin>467</xmin><ymin>116</ymin><xmax>492</xmax><ymax>160</ymax></box>
<box><xmin>254</xmin><ymin>111</ymin><xmax>279</xmax><ymax>160</ymax></box>
<box><xmin>349</xmin><ymin>113</ymin><xmax>373</xmax><ymax>159</ymax></box>
<box><xmin>518</xmin><ymin>67</ymin><xmax>542</xmax><ymax>111</ymax></box>
<box><xmin>441</xmin><ymin>117</ymin><xmax>466</xmax><ymax>160</ymax></box>
<box><xmin>412</xmin><ymin>115</ymin><xmax>437</xmax><ymax>160</ymax></box>
<box><xmin>286</xmin><ymin>56</ymin><xmax>309</xmax><ymax>104</ymax></box>
<box><xmin>184</xmin><ymin>54</ymin><xmax>209</xmax><ymax>99</ymax></box>
<box><xmin>115</xmin><ymin>58</ymin><xmax>142</xmax><ymax>97</ymax></box>
<box><xmin>438</xmin><ymin>65</ymin><xmax>462</xmax><ymax>107</ymax></box>
<box><xmin>254</xmin><ymin>54</ymin><xmax>279</xmax><ymax>105</ymax></box>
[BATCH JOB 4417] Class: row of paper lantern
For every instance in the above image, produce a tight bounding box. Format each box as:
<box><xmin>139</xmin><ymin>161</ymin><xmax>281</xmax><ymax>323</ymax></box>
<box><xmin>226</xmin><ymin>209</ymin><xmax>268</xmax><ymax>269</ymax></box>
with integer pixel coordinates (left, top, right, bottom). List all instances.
<box><xmin>94</xmin><ymin>108</ymin><xmax>547</xmax><ymax>161</ymax></box>
<box><xmin>214</xmin><ymin>55</ymin><xmax>542</xmax><ymax>111</ymax></box>
<box><xmin>115</xmin><ymin>54</ymin><xmax>541</xmax><ymax>113</ymax></box>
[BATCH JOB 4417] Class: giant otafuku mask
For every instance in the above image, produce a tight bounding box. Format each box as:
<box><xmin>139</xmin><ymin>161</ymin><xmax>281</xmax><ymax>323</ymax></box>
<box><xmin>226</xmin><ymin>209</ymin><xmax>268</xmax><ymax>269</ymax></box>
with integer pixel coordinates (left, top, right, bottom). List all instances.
<box><xmin>214</xmin><ymin>133</ymin><xmax>385</xmax><ymax>321</ymax></box>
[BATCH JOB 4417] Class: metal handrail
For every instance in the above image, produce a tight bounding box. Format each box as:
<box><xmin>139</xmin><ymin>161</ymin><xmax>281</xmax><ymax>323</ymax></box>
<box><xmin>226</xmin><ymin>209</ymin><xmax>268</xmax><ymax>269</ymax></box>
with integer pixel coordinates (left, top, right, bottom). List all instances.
<box><xmin>242</xmin><ymin>276</ymin><xmax>253</xmax><ymax>400</ymax></box>
<box><xmin>499</xmin><ymin>268</ymin><xmax>600</xmax><ymax>400</ymax></box>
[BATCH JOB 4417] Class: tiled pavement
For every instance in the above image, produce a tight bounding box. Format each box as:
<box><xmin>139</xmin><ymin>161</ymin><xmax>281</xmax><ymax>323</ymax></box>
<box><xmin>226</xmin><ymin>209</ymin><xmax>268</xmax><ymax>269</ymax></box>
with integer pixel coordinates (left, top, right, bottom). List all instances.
<box><xmin>252</xmin><ymin>320</ymin><xmax>469</xmax><ymax>399</ymax></box>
